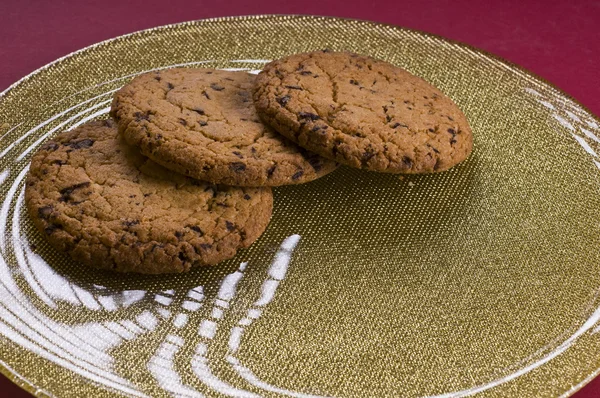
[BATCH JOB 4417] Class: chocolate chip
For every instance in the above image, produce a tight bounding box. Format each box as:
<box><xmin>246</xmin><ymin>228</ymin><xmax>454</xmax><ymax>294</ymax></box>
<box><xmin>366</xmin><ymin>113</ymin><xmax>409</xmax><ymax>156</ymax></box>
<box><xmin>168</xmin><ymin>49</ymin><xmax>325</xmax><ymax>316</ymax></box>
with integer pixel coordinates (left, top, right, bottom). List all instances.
<box><xmin>362</xmin><ymin>148</ymin><xmax>376</xmax><ymax>164</ymax></box>
<box><xmin>285</xmin><ymin>85</ymin><xmax>303</xmax><ymax>90</ymax></box>
<box><xmin>386</xmin><ymin>115</ymin><xmax>393</xmax><ymax>123</ymax></box>
<box><xmin>175</xmin><ymin>231</ymin><xmax>184</xmax><ymax>239</ymax></box>
<box><xmin>402</xmin><ymin>156</ymin><xmax>413</xmax><ymax>168</ymax></box>
<box><xmin>59</xmin><ymin>182</ymin><xmax>91</xmax><ymax>202</ymax></box>
<box><xmin>350</xmin><ymin>79</ymin><xmax>359</xmax><ymax>85</ymax></box>
<box><xmin>391</xmin><ymin>122</ymin><xmax>408</xmax><ymax>129</ymax></box>
<box><xmin>237</xmin><ymin>92</ymin><xmax>250</xmax><ymax>104</ymax></box>
<box><xmin>332</xmin><ymin>141</ymin><xmax>341</xmax><ymax>157</ymax></box>
<box><xmin>202</xmin><ymin>90</ymin><xmax>211</xmax><ymax>100</ymax></box>
<box><xmin>292</xmin><ymin>170</ymin><xmax>304</xmax><ymax>180</ymax></box>
<box><xmin>229</xmin><ymin>162</ymin><xmax>246</xmax><ymax>172</ymax></box>
<box><xmin>447</xmin><ymin>116</ymin><xmax>454</xmax><ymax>121</ymax></box>
<box><xmin>178</xmin><ymin>252</ymin><xmax>188</xmax><ymax>262</ymax></box>
<box><xmin>200</xmin><ymin>243</ymin><xmax>212</xmax><ymax>250</ymax></box>
<box><xmin>154</xmin><ymin>75</ymin><xmax>161</xmax><ymax>81</ymax></box>
<box><xmin>250</xmin><ymin>147</ymin><xmax>257</xmax><ymax>154</ymax></box>
<box><xmin>42</xmin><ymin>142</ymin><xmax>59</xmax><ymax>152</ymax></box>
<box><xmin>277</xmin><ymin>95</ymin><xmax>291</xmax><ymax>106</ymax></box>
<box><xmin>51</xmin><ymin>159</ymin><xmax>67</xmax><ymax>166</ymax></box>
<box><xmin>210</xmin><ymin>83</ymin><xmax>225</xmax><ymax>91</ymax></box>
<box><xmin>225</xmin><ymin>221</ymin><xmax>235</xmax><ymax>231</ymax></box>
<box><xmin>167</xmin><ymin>82</ymin><xmax>174</xmax><ymax>90</ymax></box>
<box><xmin>243</xmin><ymin>194</ymin><xmax>251</xmax><ymax>200</ymax></box>
<box><xmin>233</xmin><ymin>151</ymin><xmax>243</xmax><ymax>159</ymax></box>
<box><xmin>298</xmin><ymin>112</ymin><xmax>320</xmax><ymax>121</ymax></box>
<box><xmin>428</xmin><ymin>128</ymin><xmax>435</xmax><ymax>133</ymax></box>
<box><xmin>38</xmin><ymin>206</ymin><xmax>54</xmax><ymax>219</ymax></box>
<box><xmin>300</xmin><ymin>71</ymin><xmax>313</xmax><ymax>75</ymax></box>
<box><xmin>267</xmin><ymin>165</ymin><xmax>276</xmax><ymax>177</ymax></box>
<box><xmin>123</xmin><ymin>220</ymin><xmax>140</xmax><ymax>227</ymax></box>
<box><xmin>65</xmin><ymin>139</ymin><xmax>94</xmax><ymax>150</ymax></box>
<box><xmin>179</xmin><ymin>118</ymin><xmax>187</xmax><ymax>126</ymax></box>
<box><xmin>275</xmin><ymin>69</ymin><xmax>284</xmax><ymax>79</ymax></box>
<box><xmin>216</xmin><ymin>202</ymin><xmax>228</xmax><ymax>207</ymax></box>
<box><xmin>434</xmin><ymin>159</ymin><xmax>441</xmax><ymax>171</ymax></box>
<box><xmin>450</xmin><ymin>139</ymin><xmax>457</xmax><ymax>145</ymax></box>
<box><xmin>199</xmin><ymin>120</ymin><xmax>208</xmax><ymax>126</ymax></box>
<box><xmin>44</xmin><ymin>224</ymin><xmax>61</xmax><ymax>235</ymax></box>
<box><xmin>447</xmin><ymin>128</ymin><xmax>456</xmax><ymax>135</ymax></box>
<box><xmin>134</xmin><ymin>111</ymin><xmax>151</xmax><ymax>122</ymax></box>
<box><xmin>188</xmin><ymin>225</ymin><xmax>204</xmax><ymax>235</ymax></box>
<box><xmin>192</xmin><ymin>108</ymin><xmax>205</xmax><ymax>115</ymax></box>
<box><xmin>432</xmin><ymin>147</ymin><xmax>440</xmax><ymax>154</ymax></box>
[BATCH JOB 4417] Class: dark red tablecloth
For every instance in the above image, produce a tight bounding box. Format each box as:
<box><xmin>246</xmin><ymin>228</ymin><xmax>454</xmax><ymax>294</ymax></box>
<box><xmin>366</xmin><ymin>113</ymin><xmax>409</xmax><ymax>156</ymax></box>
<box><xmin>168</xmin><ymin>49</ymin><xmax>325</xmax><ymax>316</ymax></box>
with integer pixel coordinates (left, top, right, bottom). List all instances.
<box><xmin>1</xmin><ymin>1</ymin><xmax>599</xmax><ymax>396</ymax></box>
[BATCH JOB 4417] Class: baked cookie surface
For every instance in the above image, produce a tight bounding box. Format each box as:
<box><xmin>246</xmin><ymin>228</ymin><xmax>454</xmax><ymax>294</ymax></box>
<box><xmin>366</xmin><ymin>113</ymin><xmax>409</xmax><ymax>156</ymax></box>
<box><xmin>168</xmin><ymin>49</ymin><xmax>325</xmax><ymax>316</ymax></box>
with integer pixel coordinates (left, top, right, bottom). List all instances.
<box><xmin>253</xmin><ymin>51</ymin><xmax>473</xmax><ymax>173</ymax></box>
<box><xmin>25</xmin><ymin>120</ymin><xmax>273</xmax><ymax>274</ymax></box>
<box><xmin>111</xmin><ymin>68</ymin><xmax>337</xmax><ymax>186</ymax></box>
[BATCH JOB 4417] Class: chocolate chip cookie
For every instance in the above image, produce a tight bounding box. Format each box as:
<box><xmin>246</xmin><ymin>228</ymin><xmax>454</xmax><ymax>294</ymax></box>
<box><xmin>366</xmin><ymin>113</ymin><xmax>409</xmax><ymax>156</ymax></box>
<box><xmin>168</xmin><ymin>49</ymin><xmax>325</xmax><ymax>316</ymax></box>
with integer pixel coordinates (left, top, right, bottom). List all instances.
<box><xmin>25</xmin><ymin>120</ymin><xmax>273</xmax><ymax>274</ymax></box>
<box><xmin>111</xmin><ymin>68</ymin><xmax>337</xmax><ymax>186</ymax></box>
<box><xmin>253</xmin><ymin>51</ymin><xmax>473</xmax><ymax>173</ymax></box>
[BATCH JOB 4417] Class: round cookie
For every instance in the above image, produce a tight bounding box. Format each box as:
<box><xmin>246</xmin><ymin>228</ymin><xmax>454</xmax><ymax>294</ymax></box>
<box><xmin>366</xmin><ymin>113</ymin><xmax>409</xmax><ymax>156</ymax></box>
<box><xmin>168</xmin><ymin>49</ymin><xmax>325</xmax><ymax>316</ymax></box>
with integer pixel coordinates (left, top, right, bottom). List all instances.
<box><xmin>110</xmin><ymin>68</ymin><xmax>337</xmax><ymax>186</ymax></box>
<box><xmin>253</xmin><ymin>51</ymin><xmax>473</xmax><ymax>173</ymax></box>
<box><xmin>25</xmin><ymin>120</ymin><xmax>273</xmax><ymax>274</ymax></box>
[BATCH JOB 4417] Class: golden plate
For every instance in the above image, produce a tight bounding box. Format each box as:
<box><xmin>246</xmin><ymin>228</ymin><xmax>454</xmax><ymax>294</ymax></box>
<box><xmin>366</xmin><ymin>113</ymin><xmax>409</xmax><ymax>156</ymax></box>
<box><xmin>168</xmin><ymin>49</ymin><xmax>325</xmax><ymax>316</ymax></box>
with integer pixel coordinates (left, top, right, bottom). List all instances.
<box><xmin>1</xmin><ymin>15</ymin><xmax>600</xmax><ymax>398</ymax></box>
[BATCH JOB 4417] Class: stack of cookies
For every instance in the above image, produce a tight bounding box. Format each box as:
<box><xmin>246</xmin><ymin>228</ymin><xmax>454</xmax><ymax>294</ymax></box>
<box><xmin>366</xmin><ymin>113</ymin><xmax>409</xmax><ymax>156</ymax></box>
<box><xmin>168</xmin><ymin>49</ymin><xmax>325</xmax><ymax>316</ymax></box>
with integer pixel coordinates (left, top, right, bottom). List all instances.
<box><xmin>25</xmin><ymin>51</ymin><xmax>473</xmax><ymax>274</ymax></box>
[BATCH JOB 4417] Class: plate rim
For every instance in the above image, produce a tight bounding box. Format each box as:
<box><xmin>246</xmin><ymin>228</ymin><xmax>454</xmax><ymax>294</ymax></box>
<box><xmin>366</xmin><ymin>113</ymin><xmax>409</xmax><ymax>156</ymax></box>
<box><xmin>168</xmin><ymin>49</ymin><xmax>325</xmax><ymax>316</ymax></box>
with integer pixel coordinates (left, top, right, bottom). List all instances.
<box><xmin>1</xmin><ymin>14</ymin><xmax>599</xmax><ymax>398</ymax></box>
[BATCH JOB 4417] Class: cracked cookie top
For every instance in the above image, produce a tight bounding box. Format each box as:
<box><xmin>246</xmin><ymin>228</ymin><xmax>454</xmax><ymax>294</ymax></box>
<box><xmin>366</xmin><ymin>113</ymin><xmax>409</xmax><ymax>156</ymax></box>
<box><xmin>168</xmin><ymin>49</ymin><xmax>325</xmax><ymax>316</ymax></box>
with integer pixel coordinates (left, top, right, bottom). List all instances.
<box><xmin>25</xmin><ymin>120</ymin><xmax>273</xmax><ymax>274</ymax></box>
<box><xmin>110</xmin><ymin>68</ymin><xmax>337</xmax><ymax>186</ymax></box>
<box><xmin>253</xmin><ymin>51</ymin><xmax>473</xmax><ymax>173</ymax></box>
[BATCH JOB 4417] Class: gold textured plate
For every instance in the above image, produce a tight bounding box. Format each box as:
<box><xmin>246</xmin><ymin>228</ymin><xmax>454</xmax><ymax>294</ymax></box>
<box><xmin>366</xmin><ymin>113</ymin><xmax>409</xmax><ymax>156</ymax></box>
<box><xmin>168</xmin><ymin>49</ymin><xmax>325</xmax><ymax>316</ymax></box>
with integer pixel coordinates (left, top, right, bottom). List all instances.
<box><xmin>1</xmin><ymin>15</ymin><xmax>600</xmax><ymax>398</ymax></box>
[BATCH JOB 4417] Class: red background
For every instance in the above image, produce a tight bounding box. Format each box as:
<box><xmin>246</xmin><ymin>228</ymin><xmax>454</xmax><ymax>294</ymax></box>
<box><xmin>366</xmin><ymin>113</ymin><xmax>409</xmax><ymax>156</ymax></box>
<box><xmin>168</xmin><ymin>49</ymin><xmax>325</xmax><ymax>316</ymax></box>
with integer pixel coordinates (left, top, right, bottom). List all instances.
<box><xmin>1</xmin><ymin>0</ymin><xmax>599</xmax><ymax>396</ymax></box>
